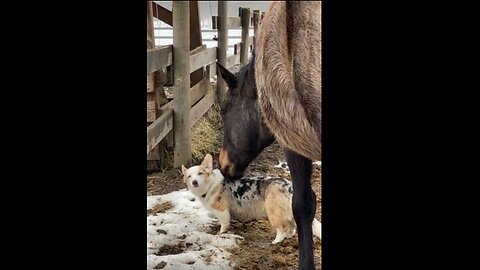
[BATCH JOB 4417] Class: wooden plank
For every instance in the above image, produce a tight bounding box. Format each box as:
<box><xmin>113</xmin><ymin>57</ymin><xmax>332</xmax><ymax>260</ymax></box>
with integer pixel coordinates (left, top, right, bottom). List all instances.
<box><xmin>148</xmin><ymin>45</ymin><xmax>210</xmax><ymax>77</ymax></box>
<box><xmin>147</xmin><ymin>1</ymin><xmax>162</xmax><ymax>163</ymax></box>
<box><xmin>240</xmin><ymin>8</ymin><xmax>251</xmax><ymax>66</ymax></box>
<box><xmin>147</xmin><ymin>147</ymin><xmax>160</xmax><ymax>160</ymax></box>
<box><xmin>190</xmin><ymin>47</ymin><xmax>217</xmax><ymax>73</ymax></box>
<box><xmin>147</xmin><ymin>45</ymin><xmax>172</xmax><ymax>74</ymax></box>
<box><xmin>248</xmin><ymin>35</ymin><xmax>253</xmax><ymax>47</ymax></box>
<box><xmin>152</xmin><ymin>2</ymin><xmax>172</xmax><ymax>26</ymax></box>
<box><xmin>147</xmin><ymin>109</ymin><xmax>174</xmax><ymax>154</ymax></box>
<box><xmin>207</xmin><ymin>63</ymin><xmax>216</xmax><ymax>78</ymax></box>
<box><xmin>147</xmin><ymin>75</ymin><xmax>155</xmax><ymax>93</ymax></box>
<box><xmin>226</xmin><ymin>54</ymin><xmax>241</xmax><ymax>69</ymax></box>
<box><xmin>211</xmin><ymin>16</ymin><xmax>242</xmax><ymax>29</ymax></box>
<box><xmin>147</xmin><ymin>2</ymin><xmax>155</xmax><ymax>49</ymax></box>
<box><xmin>189</xmin><ymin>1</ymin><xmax>204</xmax><ymax>87</ymax></box>
<box><xmin>189</xmin><ymin>90</ymin><xmax>215</xmax><ymax>128</ymax></box>
<box><xmin>217</xmin><ymin>1</ymin><xmax>228</xmax><ymax>103</ymax></box>
<box><xmin>190</xmin><ymin>77</ymin><xmax>209</xmax><ymax>108</ymax></box>
<box><xmin>191</xmin><ymin>45</ymin><xmax>207</xmax><ymax>57</ymax></box>
<box><xmin>173</xmin><ymin>1</ymin><xmax>191</xmax><ymax>167</ymax></box>
<box><xmin>253</xmin><ymin>9</ymin><xmax>260</xmax><ymax>50</ymax></box>
<box><xmin>160</xmin><ymin>77</ymin><xmax>210</xmax><ymax>112</ymax></box>
<box><xmin>228</xmin><ymin>17</ymin><xmax>242</xmax><ymax>28</ymax></box>
<box><xmin>147</xmin><ymin>94</ymin><xmax>156</xmax><ymax>122</ymax></box>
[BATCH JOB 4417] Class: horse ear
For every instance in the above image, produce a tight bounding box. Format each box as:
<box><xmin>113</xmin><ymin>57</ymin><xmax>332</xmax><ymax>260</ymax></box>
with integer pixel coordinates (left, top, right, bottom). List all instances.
<box><xmin>216</xmin><ymin>62</ymin><xmax>237</xmax><ymax>89</ymax></box>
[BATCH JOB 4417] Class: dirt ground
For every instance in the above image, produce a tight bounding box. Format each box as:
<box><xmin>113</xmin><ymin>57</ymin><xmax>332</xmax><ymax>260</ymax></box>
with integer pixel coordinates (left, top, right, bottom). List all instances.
<box><xmin>147</xmin><ymin>141</ymin><xmax>322</xmax><ymax>269</ymax></box>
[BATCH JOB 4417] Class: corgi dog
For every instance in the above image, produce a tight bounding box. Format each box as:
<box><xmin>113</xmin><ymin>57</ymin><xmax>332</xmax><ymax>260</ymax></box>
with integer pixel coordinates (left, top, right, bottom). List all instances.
<box><xmin>181</xmin><ymin>154</ymin><xmax>321</xmax><ymax>244</ymax></box>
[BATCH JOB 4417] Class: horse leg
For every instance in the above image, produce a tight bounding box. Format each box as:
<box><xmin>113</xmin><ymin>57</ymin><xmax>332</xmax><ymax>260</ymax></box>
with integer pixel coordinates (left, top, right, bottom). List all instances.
<box><xmin>285</xmin><ymin>149</ymin><xmax>316</xmax><ymax>270</ymax></box>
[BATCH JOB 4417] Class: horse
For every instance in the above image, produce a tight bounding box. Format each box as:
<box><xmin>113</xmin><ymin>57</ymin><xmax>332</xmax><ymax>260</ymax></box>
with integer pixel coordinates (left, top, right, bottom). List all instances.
<box><xmin>217</xmin><ymin>2</ymin><xmax>321</xmax><ymax>269</ymax></box>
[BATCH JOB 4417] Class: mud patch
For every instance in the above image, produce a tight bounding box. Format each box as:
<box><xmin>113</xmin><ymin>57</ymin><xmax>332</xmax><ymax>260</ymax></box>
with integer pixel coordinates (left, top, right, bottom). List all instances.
<box><xmin>156</xmin><ymin>242</ymin><xmax>186</xmax><ymax>256</ymax></box>
<box><xmin>147</xmin><ymin>201</ymin><xmax>174</xmax><ymax>216</ymax></box>
<box><xmin>153</xmin><ymin>261</ymin><xmax>167</xmax><ymax>269</ymax></box>
<box><xmin>147</xmin><ymin>140</ymin><xmax>322</xmax><ymax>269</ymax></box>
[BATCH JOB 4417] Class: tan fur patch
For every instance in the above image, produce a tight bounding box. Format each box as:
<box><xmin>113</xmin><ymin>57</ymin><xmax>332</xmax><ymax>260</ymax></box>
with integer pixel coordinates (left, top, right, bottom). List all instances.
<box><xmin>219</xmin><ymin>148</ymin><xmax>232</xmax><ymax>172</ymax></box>
<box><xmin>264</xmin><ymin>183</ymin><xmax>295</xmax><ymax>232</ymax></box>
<box><xmin>210</xmin><ymin>184</ymin><xmax>229</xmax><ymax>211</ymax></box>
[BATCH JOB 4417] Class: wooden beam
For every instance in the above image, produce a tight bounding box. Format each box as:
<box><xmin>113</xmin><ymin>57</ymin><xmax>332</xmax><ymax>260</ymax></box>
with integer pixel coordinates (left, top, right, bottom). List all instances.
<box><xmin>253</xmin><ymin>9</ymin><xmax>260</xmax><ymax>51</ymax></box>
<box><xmin>190</xmin><ymin>47</ymin><xmax>217</xmax><ymax>73</ymax></box>
<box><xmin>147</xmin><ymin>73</ymin><xmax>155</xmax><ymax>93</ymax></box>
<box><xmin>217</xmin><ymin>1</ymin><xmax>228</xmax><ymax>103</ymax></box>
<box><xmin>211</xmin><ymin>16</ymin><xmax>242</xmax><ymax>29</ymax></box>
<box><xmin>173</xmin><ymin>1</ymin><xmax>191</xmax><ymax>167</ymax></box>
<box><xmin>189</xmin><ymin>1</ymin><xmax>204</xmax><ymax>87</ymax></box>
<box><xmin>207</xmin><ymin>63</ymin><xmax>216</xmax><ymax>78</ymax></box>
<box><xmin>240</xmin><ymin>8</ymin><xmax>251</xmax><ymax>66</ymax></box>
<box><xmin>147</xmin><ymin>93</ymin><xmax>156</xmax><ymax>122</ymax></box>
<box><xmin>147</xmin><ymin>109</ymin><xmax>174</xmax><ymax>154</ymax></box>
<box><xmin>147</xmin><ymin>45</ymin><xmax>172</xmax><ymax>74</ymax></box>
<box><xmin>189</xmin><ymin>90</ymin><xmax>215</xmax><ymax>128</ymax></box>
<box><xmin>160</xmin><ymin>76</ymin><xmax>209</xmax><ymax>112</ymax></box>
<box><xmin>147</xmin><ymin>45</ymin><xmax>215</xmax><ymax>77</ymax></box>
<box><xmin>147</xmin><ymin>1</ymin><xmax>163</xmax><ymax>164</ymax></box>
<box><xmin>147</xmin><ymin>2</ymin><xmax>155</xmax><ymax>49</ymax></box>
<box><xmin>152</xmin><ymin>2</ymin><xmax>172</xmax><ymax>26</ymax></box>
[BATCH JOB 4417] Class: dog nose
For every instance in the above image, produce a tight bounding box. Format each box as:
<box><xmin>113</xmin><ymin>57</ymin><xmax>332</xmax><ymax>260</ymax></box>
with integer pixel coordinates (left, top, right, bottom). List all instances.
<box><xmin>192</xmin><ymin>180</ymin><xmax>198</xmax><ymax>187</ymax></box>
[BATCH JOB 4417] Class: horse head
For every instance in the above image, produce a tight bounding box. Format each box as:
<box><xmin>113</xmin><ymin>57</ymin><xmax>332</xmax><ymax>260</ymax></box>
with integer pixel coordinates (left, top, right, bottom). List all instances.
<box><xmin>216</xmin><ymin>58</ymin><xmax>275</xmax><ymax>180</ymax></box>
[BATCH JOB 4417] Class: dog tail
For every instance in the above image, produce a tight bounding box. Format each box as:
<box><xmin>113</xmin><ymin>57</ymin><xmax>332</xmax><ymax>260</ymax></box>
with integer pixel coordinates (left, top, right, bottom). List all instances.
<box><xmin>312</xmin><ymin>218</ymin><xmax>322</xmax><ymax>239</ymax></box>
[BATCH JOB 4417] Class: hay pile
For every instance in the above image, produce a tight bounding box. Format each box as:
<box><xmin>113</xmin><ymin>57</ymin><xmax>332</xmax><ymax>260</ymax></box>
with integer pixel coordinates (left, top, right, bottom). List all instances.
<box><xmin>190</xmin><ymin>84</ymin><xmax>223</xmax><ymax>165</ymax></box>
<box><xmin>163</xmin><ymin>82</ymin><xmax>223</xmax><ymax>168</ymax></box>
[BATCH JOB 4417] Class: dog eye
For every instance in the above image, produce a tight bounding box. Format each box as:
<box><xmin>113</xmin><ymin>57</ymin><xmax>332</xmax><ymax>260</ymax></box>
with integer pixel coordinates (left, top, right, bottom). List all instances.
<box><xmin>198</xmin><ymin>172</ymin><xmax>203</xmax><ymax>175</ymax></box>
<box><xmin>188</xmin><ymin>175</ymin><xmax>191</xmax><ymax>178</ymax></box>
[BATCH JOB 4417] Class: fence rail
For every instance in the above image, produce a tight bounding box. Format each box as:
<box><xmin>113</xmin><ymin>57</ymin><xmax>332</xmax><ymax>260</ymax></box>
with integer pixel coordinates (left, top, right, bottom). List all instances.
<box><xmin>147</xmin><ymin>3</ymin><xmax>264</xmax><ymax>167</ymax></box>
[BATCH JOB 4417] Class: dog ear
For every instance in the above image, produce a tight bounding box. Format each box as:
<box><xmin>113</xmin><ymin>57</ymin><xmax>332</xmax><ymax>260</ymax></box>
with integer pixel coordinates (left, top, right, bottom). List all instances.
<box><xmin>201</xmin><ymin>154</ymin><xmax>213</xmax><ymax>174</ymax></box>
<box><xmin>216</xmin><ymin>62</ymin><xmax>237</xmax><ymax>90</ymax></box>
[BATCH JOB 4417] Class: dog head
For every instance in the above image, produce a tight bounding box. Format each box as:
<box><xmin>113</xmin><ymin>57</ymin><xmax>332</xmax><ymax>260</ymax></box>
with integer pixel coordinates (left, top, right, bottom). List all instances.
<box><xmin>181</xmin><ymin>154</ymin><xmax>215</xmax><ymax>197</ymax></box>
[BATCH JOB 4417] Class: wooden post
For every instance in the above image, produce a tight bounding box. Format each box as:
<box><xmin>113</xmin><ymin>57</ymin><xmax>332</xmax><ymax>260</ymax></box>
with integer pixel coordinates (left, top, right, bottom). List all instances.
<box><xmin>189</xmin><ymin>1</ymin><xmax>204</xmax><ymax>87</ymax></box>
<box><xmin>147</xmin><ymin>1</ymin><xmax>161</xmax><ymax>169</ymax></box>
<box><xmin>240</xmin><ymin>8</ymin><xmax>250</xmax><ymax>67</ymax></box>
<box><xmin>173</xmin><ymin>1</ymin><xmax>191</xmax><ymax>168</ymax></box>
<box><xmin>217</xmin><ymin>1</ymin><xmax>228</xmax><ymax>103</ymax></box>
<box><xmin>147</xmin><ymin>2</ymin><xmax>171</xmax><ymax>171</ymax></box>
<box><xmin>253</xmin><ymin>9</ymin><xmax>260</xmax><ymax>51</ymax></box>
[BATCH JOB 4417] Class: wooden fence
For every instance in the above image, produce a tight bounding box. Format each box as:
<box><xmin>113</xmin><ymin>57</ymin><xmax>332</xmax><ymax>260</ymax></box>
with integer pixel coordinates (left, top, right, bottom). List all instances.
<box><xmin>147</xmin><ymin>1</ymin><xmax>265</xmax><ymax>168</ymax></box>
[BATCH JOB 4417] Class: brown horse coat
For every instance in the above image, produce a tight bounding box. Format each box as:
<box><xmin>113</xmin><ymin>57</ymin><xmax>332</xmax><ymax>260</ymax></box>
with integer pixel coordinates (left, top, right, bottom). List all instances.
<box><xmin>255</xmin><ymin>1</ymin><xmax>321</xmax><ymax>160</ymax></box>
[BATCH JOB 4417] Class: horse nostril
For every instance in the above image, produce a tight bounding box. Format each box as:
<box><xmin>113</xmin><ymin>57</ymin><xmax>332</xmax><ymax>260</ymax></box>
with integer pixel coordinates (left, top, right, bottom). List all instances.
<box><xmin>192</xmin><ymin>180</ymin><xmax>198</xmax><ymax>187</ymax></box>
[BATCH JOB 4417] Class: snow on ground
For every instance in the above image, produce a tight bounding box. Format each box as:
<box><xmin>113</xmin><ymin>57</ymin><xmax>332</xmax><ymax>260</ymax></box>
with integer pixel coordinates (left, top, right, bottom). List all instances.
<box><xmin>147</xmin><ymin>189</ymin><xmax>244</xmax><ymax>270</ymax></box>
